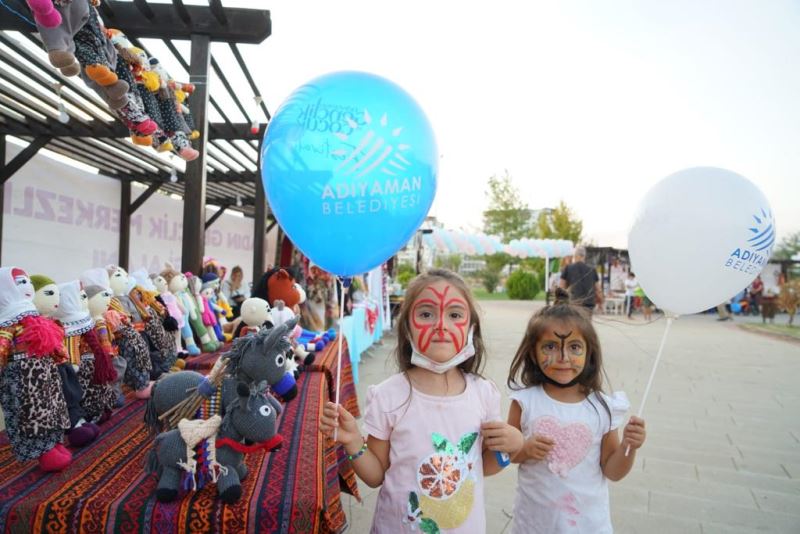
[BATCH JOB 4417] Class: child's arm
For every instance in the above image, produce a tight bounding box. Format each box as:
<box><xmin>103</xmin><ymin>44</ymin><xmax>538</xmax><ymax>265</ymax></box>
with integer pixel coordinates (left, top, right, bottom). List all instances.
<box><xmin>507</xmin><ymin>400</ymin><xmax>554</xmax><ymax>464</ymax></box>
<box><xmin>601</xmin><ymin>416</ymin><xmax>646</xmax><ymax>481</ymax></box>
<box><xmin>320</xmin><ymin>402</ymin><xmax>390</xmax><ymax>488</ymax></box>
<box><xmin>481</xmin><ymin>420</ymin><xmax>523</xmax><ymax>476</ymax></box>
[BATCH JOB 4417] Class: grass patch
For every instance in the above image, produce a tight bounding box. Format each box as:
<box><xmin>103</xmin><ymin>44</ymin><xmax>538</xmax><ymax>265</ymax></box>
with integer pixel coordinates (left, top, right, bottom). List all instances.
<box><xmin>740</xmin><ymin>323</ymin><xmax>800</xmax><ymax>341</ymax></box>
<box><xmin>473</xmin><ymin>289</ymin><xmax>546</xmax><ymax>301</ymax></box>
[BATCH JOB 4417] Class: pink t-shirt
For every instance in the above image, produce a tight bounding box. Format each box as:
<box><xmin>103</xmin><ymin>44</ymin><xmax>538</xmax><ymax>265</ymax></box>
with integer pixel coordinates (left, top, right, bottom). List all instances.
<box><xmin>363</xmin><ymin>372</ymin><xmax>501</xmax><ymax>534</ymax></box>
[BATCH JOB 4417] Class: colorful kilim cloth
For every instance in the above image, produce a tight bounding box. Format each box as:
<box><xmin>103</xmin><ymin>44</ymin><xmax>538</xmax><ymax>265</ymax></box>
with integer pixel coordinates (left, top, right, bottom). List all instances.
<box><xmin>0</xmin><ymin>340</ymin><xmax>360</xmax><ymax>533</ymax></box>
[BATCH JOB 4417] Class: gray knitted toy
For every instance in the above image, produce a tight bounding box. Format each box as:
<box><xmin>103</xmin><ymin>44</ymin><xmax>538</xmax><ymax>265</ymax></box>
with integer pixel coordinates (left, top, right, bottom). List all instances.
<box><xmin>146</xmin><ymin>382</ymin><xmax>283</xmax><ymax>503</ymax></box>
<box><xmin>145</xmin><ymin>318</ymin><xmax>300</xmax><ymax>432</ymax></box>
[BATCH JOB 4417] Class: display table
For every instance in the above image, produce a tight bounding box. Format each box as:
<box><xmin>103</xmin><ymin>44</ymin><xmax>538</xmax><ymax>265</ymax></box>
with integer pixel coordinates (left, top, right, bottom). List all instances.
<box><xmin>0</xmin><ymin>340</ymin><xmax>360</xmax><ymax>533</ymax></box>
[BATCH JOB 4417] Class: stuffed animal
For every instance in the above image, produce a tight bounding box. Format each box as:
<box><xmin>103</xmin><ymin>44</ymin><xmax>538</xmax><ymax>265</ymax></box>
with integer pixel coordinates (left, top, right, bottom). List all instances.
<box><xmin>146</xmin><ymin>383</ymin><xmax>283</xmax><ymax>503</ymax></box>
<box><xmin>145</xmin><ymin>320</ymin><xmax>299</xmax><ymax>435</ymax></box>
<box><xmin>56</xmin><ymin>280</ymin><xmax>116</xmax><ymax>424</ymax></box>
<box><xmin>82</xmin><ymin>268</ymin><xmax>152</xmax><ymax>399</ymax></box>
<box><xmin>32</xmin><ymin>0</ymin><xmax>86</xmax><ymax>77</ymax></box>
<box><xmin>148</xmin><ymin>57</ymin><xmax>199</xmax><ymax>161</ymax></box>
<box><xmin>85</xmin><ymin>279</ymin><xmax>127</xmax><ymax>408</ymax></box>
<box><xmin>31</xmin><ymin>274</ymin><xmax>99</xmax><ymax>447</ymax></box>
<box><xmin>0</xmin><ymin>267</ymin><xmax>72</xmax><ymax>472</ymax></box>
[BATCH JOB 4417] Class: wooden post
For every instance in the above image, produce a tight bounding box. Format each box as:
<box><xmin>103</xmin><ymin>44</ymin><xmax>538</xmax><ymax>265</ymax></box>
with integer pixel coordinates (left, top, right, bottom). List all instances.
<box><xmin>181</xmin><ymin>33</ymin><xmax>211</xmax><ymax>274</ymax></box>
<box><xmin>119</xmin><ymin>180</ymin><xmax>131</xmax><ymax>270</ymax></box>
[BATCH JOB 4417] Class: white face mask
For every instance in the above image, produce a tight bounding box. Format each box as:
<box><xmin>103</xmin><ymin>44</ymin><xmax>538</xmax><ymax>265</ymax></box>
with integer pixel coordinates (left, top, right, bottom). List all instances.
<box><xmin>410</xmin><ymin>327</ymin><xmax>476</xmax><ymax>374</ymax></box>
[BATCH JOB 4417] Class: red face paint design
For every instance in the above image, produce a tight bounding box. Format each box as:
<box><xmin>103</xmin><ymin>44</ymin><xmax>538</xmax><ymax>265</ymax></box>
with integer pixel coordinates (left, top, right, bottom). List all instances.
<box><xmin>410</xmin><ymin>283</ymin><xmax>470</xmax><ymax>355</ymax></box>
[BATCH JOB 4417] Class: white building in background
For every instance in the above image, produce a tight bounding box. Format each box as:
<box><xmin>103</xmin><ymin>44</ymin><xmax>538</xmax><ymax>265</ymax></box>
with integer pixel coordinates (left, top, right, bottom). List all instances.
<box><xmin>459</xmin><ymin>258</ymin><xmax>487</xmax><ymax>275</ymax></box>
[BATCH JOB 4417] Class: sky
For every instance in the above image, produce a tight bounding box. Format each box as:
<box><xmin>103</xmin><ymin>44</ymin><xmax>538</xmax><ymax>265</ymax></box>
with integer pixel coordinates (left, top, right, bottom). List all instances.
<box><xmin>152</xmin><ymin>1</ymin><xmax>799</xmax><ymax>247</ymax></box>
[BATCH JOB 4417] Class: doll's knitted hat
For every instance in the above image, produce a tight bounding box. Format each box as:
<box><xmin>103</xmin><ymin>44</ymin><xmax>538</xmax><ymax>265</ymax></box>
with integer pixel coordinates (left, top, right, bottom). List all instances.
<box><xmin>30</xmin><ymin>274</ymin><xmax>56</xmax><ymax>291</ymax></box>
<box><xmin>201</xmin><ymin>272</ymin><xmax>219</xmax><ymax>291</ymax></box>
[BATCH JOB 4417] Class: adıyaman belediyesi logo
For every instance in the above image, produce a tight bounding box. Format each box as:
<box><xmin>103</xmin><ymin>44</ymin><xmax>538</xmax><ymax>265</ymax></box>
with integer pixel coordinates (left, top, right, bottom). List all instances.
<box><xmin>724</xmin><ymin>208</ymin><xmax>774</xmax><ymax>275</ymax></box>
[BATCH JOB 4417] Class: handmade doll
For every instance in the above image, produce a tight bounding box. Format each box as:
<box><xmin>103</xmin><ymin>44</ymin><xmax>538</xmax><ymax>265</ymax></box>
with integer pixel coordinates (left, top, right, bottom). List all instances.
<box><xmin>56</xmin><ymin>280</ymin><xmax>116</xmax><ymax>423</ymax></box>
<box><xmin>187</xmin><ymin>273</ymin><xmax>221</xmax><ymax>351</ymax></box>
<box><xmin>82</xmin><ymin>268</ymin><xmax>152</xmax><ymax>399</ymax></box>
<box><xmin>31</xmin><ymin>275</ymin><xmax>98</xmax><ymax>447</ymax></box>
<box><xmin>84</xmin><ymin>278</ymin><xmax>127</xmax><ymax>407</ymax></box>
<box><xmin>152</xmin><ymin>273</ymin><xmax>198</xmax><ymax>356</ymax></box>
<box><xmin>200</xmin><ymin>273</ymin><xmax>226</xmax><ymax>342</ymax></box>
<box><xmin>235</xmin><ymin>298</ymin><xmax>273</xmax><ymax>338</ymax></box>
<box><xmin>0</xmin><ymin>267</ymin><xmax>72</xmax><ymax>471</ymax></box>
<box><xmin>106</xmin><ymin>265</ymin><xmax>175</xmax><ymax>378</ymax></box>
<box><xmin>129</xmin><ymin>268</ymin><xmax>181</xmax><ymax>370</ymax></box>
<box><xmin>160</xmin><ymin>266</ymin><xmax>217</xmax><ymax>353</ymax></box>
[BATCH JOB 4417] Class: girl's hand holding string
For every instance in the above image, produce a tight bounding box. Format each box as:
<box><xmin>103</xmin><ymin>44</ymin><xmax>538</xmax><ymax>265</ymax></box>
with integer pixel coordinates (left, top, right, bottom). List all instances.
<box><xmin>621</xmin><ymin>416</ymin><xmax>646</xmax><ymax>452</ymax></box>
<box><xmin>320</xmin><ymin>402</ymin><xmax>362</xmax><ymax>453</ymax></box>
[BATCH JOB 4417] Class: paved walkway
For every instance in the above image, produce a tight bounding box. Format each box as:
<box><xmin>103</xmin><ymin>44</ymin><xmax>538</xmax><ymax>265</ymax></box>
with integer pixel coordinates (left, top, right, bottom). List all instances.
<box><xmin>342</xmin><ymin>300</ymin><xmax>800</xmax><ymax>533</ymax></box>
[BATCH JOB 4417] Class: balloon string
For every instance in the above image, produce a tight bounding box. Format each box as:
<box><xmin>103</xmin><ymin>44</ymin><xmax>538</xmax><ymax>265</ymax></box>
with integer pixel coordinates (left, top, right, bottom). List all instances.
<box><xmin>333</xmin><ymin>277</ymin><xmax>346</xmax><ymax>442</ymax></box>
<box><xmin>625</xmin><ymin>315</ymin><xmax>673</xmax><ymax>457</ymax></box>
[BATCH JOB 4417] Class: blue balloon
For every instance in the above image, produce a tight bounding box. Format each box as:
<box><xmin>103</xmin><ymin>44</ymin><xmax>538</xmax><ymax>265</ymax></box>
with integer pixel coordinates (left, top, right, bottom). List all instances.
<box><xmin>261</xmin><ymin>71</ymin><xmax>437</xmax><ymax>276</ymax></box>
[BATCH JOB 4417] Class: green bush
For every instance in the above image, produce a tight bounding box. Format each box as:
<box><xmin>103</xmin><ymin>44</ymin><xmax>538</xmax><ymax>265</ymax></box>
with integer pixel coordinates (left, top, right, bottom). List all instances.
<box><xmin>477</xmin><ymin>270</ymin><xmax>501</xmax><ymax>294</ymax></box>
<box><xmin>506</xmin><ymin>270</ymin><xmax>539</xmax><ymax>300</ymax></box>
<box><xmin>397</xmin><ymin>264</ymin><xmax>416</xmax><ymax>288</ymax></box>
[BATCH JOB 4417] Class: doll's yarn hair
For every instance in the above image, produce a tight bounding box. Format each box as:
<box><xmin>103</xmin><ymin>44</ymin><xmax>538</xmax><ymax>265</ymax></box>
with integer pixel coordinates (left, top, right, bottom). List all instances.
<box><xmin>160</xmin><ymin>263</ymin><xmax>182</xmax><ymax>285</ymax></box>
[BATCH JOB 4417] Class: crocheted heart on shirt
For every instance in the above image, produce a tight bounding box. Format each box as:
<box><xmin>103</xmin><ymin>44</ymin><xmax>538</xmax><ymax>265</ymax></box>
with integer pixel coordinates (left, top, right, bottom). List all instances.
<box><xmin>533</xmin><ymin>416</ymin><xmax>592</xmax><ymax>477</ymax></box>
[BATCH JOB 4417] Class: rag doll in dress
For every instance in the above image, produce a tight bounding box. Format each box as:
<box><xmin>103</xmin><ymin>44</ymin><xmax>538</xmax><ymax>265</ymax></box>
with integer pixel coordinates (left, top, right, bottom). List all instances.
<box><xmin>84</xmin><ymin>279</ymin><xmax>127</xmax><ymax>408</ymax></box>
<box><xmin>159</xmin><ymin>266</ymin><xmax>217</xmax><ymax>353</ymax></box>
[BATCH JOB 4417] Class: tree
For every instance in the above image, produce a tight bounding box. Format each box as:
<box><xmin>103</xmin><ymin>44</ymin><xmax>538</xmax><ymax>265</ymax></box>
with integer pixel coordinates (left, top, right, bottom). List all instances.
<box><xmin>773</xmin><ymin>231</ymin><xmax>800</xmax><ymax>261</ymax></box>
<box><xmin>477</xmin><ymin>269</ymin><xmax>501</xmax><ymax>294</ymax></box>
<box><xmin>483</xmin><ymin>171</ymin><xmax>532</xmax><ymax>243</ymax></box>
<box><xmin>434</xmin><ymin>254</ymin><xmax>463</xmax><ymax>273</ymax></box>
<box><xmin>536</xmin><ymin>201</ymin><xmax>583</xmax><ymax>243</ymax></box>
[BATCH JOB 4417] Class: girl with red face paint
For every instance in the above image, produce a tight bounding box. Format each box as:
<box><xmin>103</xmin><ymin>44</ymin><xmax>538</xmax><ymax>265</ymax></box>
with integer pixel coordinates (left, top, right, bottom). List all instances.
<box><xmin>505</xmin><ymin>299</ymin><xmax>647</xmax><ymax>533</ymax></box>
<box><xmin>320</xmin><ymin>269</ymin><xmax>523</xmax><ymax>533</ymax></box>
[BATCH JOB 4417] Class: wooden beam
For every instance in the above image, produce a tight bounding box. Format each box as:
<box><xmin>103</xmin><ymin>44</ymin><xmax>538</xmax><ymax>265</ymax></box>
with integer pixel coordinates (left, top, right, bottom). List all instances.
<box><xmin>83</xmin><ymin>2</ymin><xmax>271</xmax><ymax>43</ymax></box>
<box><xmin>181</xmin><ymin>33</ymin><xmax>211</xmax><ymax>274</ymax></box>
<box><xmin>0</xmin><ymin>136</ymin><xmax>50</xmax><ymax>184</ymax></box>
<box><xmin>171</xmin><ymin>0</ymin><xmax>192</xmax><ymax>24</ymax></box>
<box><xmin>204</xmin><ymin>203</ymin><xmax>229</xmax><ymax>230</ymax></box>
<box><xmin>252</xmin><ymin>170</ymin><xmax>267</xmax><ymax>281</ymax></box>
<box><xmin>119</xmin><ymin>180</ymin><xmax>131</xmax><ymax>270</ymax></box>
<box><xmin>130</xmin><ymin>181</ymin><xmax>162</xmax><ymax>214</ymax></box>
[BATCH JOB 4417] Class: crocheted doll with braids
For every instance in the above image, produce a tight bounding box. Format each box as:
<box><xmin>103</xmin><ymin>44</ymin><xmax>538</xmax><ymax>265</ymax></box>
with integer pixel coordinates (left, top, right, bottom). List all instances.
<box><xmin>106</xmin><ymin>265</ymin><xmax>176</xmax><ymax>379</ymax></box>
<box><xmin>82</xmin><ymin>268</ymin><xmax>152</xmax><ymax>399</ymax></box>
<box><xmin>85</xmin><ymin>281</ymin><xmax>127</xmax><ymax>408</ymax></box>
<box><xmin>30</xmin><ymin>274</ymin><xmax>98</xmax><ymax>448</ymax></box>
<box><xmin>0</xmin><ymin>267</ymin><xmax>72</xmax><ymax>472</ymax></box>
<box><xmin>56</xmin><ymin>280</ymin><xmax>116</xmax><ymax>423</ymax></box>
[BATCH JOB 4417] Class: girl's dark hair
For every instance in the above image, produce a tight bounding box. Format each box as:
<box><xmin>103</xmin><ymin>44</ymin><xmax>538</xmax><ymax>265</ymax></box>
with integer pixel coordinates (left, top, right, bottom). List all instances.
<box><xmin>395</xmin><ymin>268</ymin><xmax>485</xmax><ymax>376</ymax></box>
<box><xmin>507</xmin><ymin>301</ymin><xmax>605</xmax><ymax>395</ymax></box>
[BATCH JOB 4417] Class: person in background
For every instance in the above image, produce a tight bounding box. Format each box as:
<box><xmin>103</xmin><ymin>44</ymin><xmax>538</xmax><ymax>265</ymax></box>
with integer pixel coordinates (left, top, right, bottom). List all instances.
<box><xmin>749</xmin><ymin>275</ymin><xmax>763</xmax><ymax>316</ymax></box>
<box><xmin>716</xmin><ymin>300</ymin><xmax>732</xmax><ymax>321</ymax></box>
<box><xmin>221</xmin><ymin>265</ymin><xmax>248</xmax><ymax>318</ymax></box>
<box><xmin>559</xmin><ymin>246</ymin><xmax>603</xmax><ymax>314</ymax></box>
<box><xmin>624</xmin><ymin>272</ymin><xmax>638</xmax><ymax>319</ymax></box>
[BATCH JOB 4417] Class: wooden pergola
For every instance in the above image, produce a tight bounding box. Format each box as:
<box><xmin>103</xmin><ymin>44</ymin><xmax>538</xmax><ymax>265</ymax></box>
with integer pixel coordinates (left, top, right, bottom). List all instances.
<box><xmin>0</xmin><ymin>0</ymin><xmax>278</xmax><ymax>278</ymax></box>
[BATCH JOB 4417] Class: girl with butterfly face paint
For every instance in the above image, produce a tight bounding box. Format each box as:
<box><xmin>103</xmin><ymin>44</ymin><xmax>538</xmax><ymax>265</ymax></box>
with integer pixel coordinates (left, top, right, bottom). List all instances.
<box><xmin>505</xmin><ymin>300</ymin><xmax>646</xmax><ymax>533</ymax></box>
<box><xmin>320</xmin><ymin>269</ymin><xmax>522</xmax><ymax>533</ymax></box>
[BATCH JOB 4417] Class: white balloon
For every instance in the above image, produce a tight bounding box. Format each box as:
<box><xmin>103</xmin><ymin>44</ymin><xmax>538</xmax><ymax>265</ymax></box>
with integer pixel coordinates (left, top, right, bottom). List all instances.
<box><xmin>628</xmin><ymin>167</ymin><xmax>775</xmax><ymax>315</ymax></box>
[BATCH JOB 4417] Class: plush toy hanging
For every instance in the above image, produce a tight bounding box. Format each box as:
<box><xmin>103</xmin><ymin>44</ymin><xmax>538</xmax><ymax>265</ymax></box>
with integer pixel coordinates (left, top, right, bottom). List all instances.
<box><xmin>149</xmin><ymin>57</ymin><xmax>199</xmax><ymax>161</ymax></box>
<box><xmin>30</xmin><ymin>274</ymin><xmax>99</xmax><ymax>447</ymax></box>
<box><xmin>0</xmin><ymin>267</ymin><xmax>73</xmax><ymax>472</ymax></box>
<box><xmin>56</xmin><ymin>280</ymin><xmax>117</xmax><ymax>424</ymax></box>
<box><xmin>31</xmin><ymin>0</ymin><xmax>85</xmax><ymax>77</ymax></box>
<box><xmin>73</xmin><ymin>1</ymin><xmax>130</xmax><ymax>109</ymax></box>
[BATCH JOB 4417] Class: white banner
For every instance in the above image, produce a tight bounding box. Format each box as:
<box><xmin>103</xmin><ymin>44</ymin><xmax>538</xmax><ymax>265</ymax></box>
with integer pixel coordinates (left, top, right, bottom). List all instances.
<box><xmin>3</xmin><ymin>143</ymin><xmax>274</xmax><ymax>287</ymax></box>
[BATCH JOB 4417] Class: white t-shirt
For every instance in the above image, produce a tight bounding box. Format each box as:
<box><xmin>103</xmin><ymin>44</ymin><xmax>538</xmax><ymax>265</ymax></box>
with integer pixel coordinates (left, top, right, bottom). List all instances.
<box><xmin>509</xmin><ymin>386</ymin><xmax>629</xmax><ymax>534</ymax></box>
<box><xmin>624</xmin><ymin>278</ymin><xmax>638</xmax><ymax>297</ymax></box>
